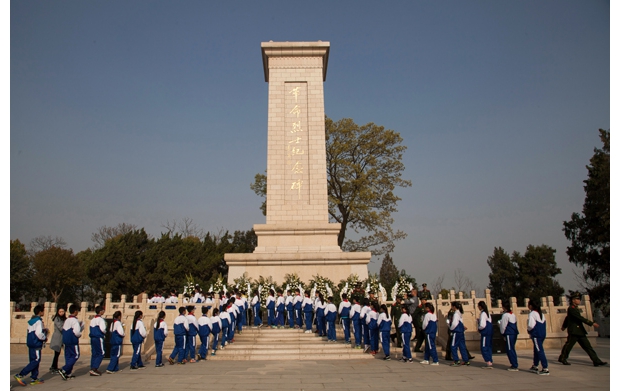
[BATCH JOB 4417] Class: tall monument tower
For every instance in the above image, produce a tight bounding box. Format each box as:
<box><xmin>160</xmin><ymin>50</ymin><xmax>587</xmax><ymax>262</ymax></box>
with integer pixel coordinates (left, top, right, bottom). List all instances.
<box><xmin>225</xmin><ymin>41</ymin><xmax>370</xmax><ymax>283</ymax></box>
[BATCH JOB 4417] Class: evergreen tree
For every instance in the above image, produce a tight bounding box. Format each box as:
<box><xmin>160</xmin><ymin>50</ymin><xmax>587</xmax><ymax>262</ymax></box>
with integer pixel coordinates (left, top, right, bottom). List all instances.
<box><xmin>379</xmin><ymin>253</ymin><xmax>399</xmax><ymax>292</ymax></box>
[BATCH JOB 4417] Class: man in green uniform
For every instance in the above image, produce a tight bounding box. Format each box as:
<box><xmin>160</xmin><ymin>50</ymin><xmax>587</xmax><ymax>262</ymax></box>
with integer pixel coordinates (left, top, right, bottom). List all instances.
<box><xmin>558</xmin><ymin>292</ymin><xmax>607</xmax><ymax>366</ymax></box>
<box><xmin>390</xmin><ymin>295</ymin><xmax>403</xmax><ymax>348</ymax></box>
<box><xmin>418</xmin><ymin>283</ymin><xmax>432</xmax><ymax>300</ymax></box>
<box><xmin>412</xmin><ymin>298</ymin><xmax>427</xmax><ymax>352</ymax></box>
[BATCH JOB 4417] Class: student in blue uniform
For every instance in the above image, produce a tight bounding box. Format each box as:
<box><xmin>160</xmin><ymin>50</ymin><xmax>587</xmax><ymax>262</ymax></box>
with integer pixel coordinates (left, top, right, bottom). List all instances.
<box><xmin>14</xmin><ymin>304</ymin><xmax>48</xmax><ymax>386</ymax></box>
<box><xmin>226</xmin><ymin>298</ymin><xmax>238</xmax><ymax>343</ymax></box>
<box><xmin>477</xmin><ymin>301</ymin><xmax>494</xmax><ymax>369</ymax></box>
<box><xmin>168</xmin><ymin>307</ymin><xmax>189</xmax><ymax>365</ymax></box>
<box><xmin>294</xmin><ymin>289</ymin><xmax>303</xmax><ymax>329</ymax></box>
<box><xmin>360</xmin><ymin>298</ymin><xmax>371</xmax><ymax>353</ymax></box>
<box><xmin>325</xmin><ymin>296</ymin><xmax>338</xmax><ymax>342</ymax></box>
<box><xmin>338</xmin><ymin>293</ymin><xmax>352</xmax><ymax>343</ymax></box>
<box><xmin>210</xmin><ymin>309</ymin><xmax>222</xmax><ymax>356</ymax></box>
<box><xmin>59</xmin><ymin>304</ymin><xmax>83</xmax><ymax>380</ymax></box>
<box><xmin>350</xmin><ymin>297</ymin><xmax>362</xmax><ymax>349</ymax></box>
<box><xmin>367</xmin><ymin>303</ymin><xmax>379</xmax><ymax>355</ymax></box>
<box><xmin>251</xmin><ymin>290</ymin><xmax>262</xmax><ymax>328</ymax></box>
<box><xmin>106</xmin><ymin>311</ymin><xmax>124</xmax><ymax>373</ymax></box>
<box><xmin>527</xmin><ymin>300</ymin><xmax>549</xmax><ymax>375</ymax></box>
<box><xmin>500</xmin><ymin>302</ymin><xmax>519</xmax><ymax>371</ymax></box>
<box><xmin>315</xmin><ymin>293</ymin><xmax>326</xmax><ymax>337</ymax></box>
<box><xmin>130</xmin><ymin>310</ymin><xmax>147</xmax><ymax>370</ymax></box>
<box><xmin>185</xmin><ymin>306</ymin><xmax>199</xmax><ymax>362</ymax></box>
<box><xmin>286</xmin><ymin>290</ymin><xmax>295</xmax><ymax>328</ymax></box>
<box><xmin>378</xmin><ymin>304</ymin><xmax>392</xmax><ymax>360</ymax></box>
<box><xmin>398</xmin><ymin>306</ymin><xmax>413</xmax><ymax>362</ymax></box>
<box><xmin>449</xmin><ymin>301</ymin><xmax>470</xmax><ymax>367</ymax></box>
<box><xmin>198</xmin><ymin>306</ymin><xmax>212</xmax><ymax>361</ymax></box>
<box><xmin>303</xmin><ymin>291</ymin><xmax>314</xmax><ymax>333</ymax></box>
<box><xmin>266</xmin><ymin>290</ymin><xmax>276</xmax><ymax>328</ymax></box>
<box><xmin>153</xmin><ymin>311</ymin><xmax>168</xmax><ymax>367</ymax></box>
<box><xmin>420</xmin><ymin>302</ymin><xmax>439</xmax><ymax>365</ymax></box>
<box><xmin>276</xmin><ymin>290</ymin><xmax>285</xmax><ymax>328</ymax></box>
<box><xmin>219</xmin><ymin>306</ymin><xmax>231</xmax><ymax>349</ymax></box>
<box><xmin>89</xmin><ymin>306</ymin><xmax>106</xmax><ymax>376</ymax></box>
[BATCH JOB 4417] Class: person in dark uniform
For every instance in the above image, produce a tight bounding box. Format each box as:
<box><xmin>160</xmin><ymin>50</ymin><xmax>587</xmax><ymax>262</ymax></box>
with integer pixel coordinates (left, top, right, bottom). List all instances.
<box><xmin>444</xmin><ymin>305</ymin><xmax>475</xmax><ymax>361</ymax></box>
<box><xmin>412</xmin><ymin>298</ymin><xmax>427</xmax><ymax>352</ymax></box>
<box><xmin>390</xmin><ymin>295</ymin><xmax>403</xmax><ymax>347</ymax></box>
<box><xmin>419</xmin><ymin>283</ymin><xmax>432</xmax><ymax>300</ymax></box>
<box><xmin>558</xmin><ymin>292</ymin><xmax>607</xmax><ymax>366</ymax></box>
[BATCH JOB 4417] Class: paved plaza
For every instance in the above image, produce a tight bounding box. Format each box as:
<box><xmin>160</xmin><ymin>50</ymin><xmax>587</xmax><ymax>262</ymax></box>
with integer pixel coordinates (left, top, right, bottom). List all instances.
<box><xmin>10</xmin><ymin>339</ymin><xmax>609</xmax><ymax>390</ymax></box>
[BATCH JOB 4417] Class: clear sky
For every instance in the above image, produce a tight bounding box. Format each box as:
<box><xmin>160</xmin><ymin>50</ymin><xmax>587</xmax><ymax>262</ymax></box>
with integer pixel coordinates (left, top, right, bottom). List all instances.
<box><xmin>9</xmin><ymin>0</ymin><xmax>610</xmax><ymax>295</ymax></box>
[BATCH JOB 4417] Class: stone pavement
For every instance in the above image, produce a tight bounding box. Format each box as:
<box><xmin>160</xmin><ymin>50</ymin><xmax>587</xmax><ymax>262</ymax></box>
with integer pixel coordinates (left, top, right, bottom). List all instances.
<box><xmin>10</xmin><ymin>339</ymin><xmax>610</xmax><ymax>390</ymax></box>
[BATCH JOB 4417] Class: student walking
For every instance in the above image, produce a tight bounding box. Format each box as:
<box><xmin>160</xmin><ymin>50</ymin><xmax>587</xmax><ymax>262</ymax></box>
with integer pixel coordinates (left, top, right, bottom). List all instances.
<box><xmin>500</xmin><ymin>302</ymin><xmax>519</xmax><ymax>371</ymax></box>
<box><xmin>350</xmin><ymin>297</ymin><xmax>362</xmax><ymax>349</ymax></box>
<box><xmin>14</xmin><ymin>304</ymin><xmax>48</xmax><ymax>386</ymax></box>
<box><xmin>420</xmin><ymin>302</ymin><xmax>439</xmax><ymax>365</ymax></box>
<box><xmin>303</xmin><ymin>291</ymin><xmax>314</xmax><ymax>333</ymax></box>
<box><xmin>106</xmin><ymin>311</ymin><xmax>124</xmax><ymax>374</ymax></box>
<box><xmin>169</xmin><ymin>307</ymin><xmax>189</xmax><ymax>365</ymax></box>
<box><xmin>198</xmin><ymin>306</ymin><xmax>212</xmax><ymax>361</ymax></box>
<box><xmin>130</xmin><ymin>311</ymin><xmax>146</xmax><ymax>370</ymax></box>
<box><xmin>251</xmin><ymin>290</ymin><xmax>262</xmax><ymax>328</ymax></box>
<box><xmin>325</xmin><ymin>296</ymin><xmax>338</xmax><ymax>342</ymax></box>
<box><xmin>367</xmin><ymin>303</ymin><xmax>380</xmax><ymax>355</ymax></box>
<box><xmin>527</xmin><ymin>300</ymin><xmax>549</xmax><ymax>375</ymax></box>
<box><xmin>266</xmin><ymin>290</ymin><xmax>276</xmax><ymax>328</ymax></box>
<box><xmin>477</xmin><ymin>301</ymin><xmax>494</xmax><ymax>369</ymax></box>
<box><xmin>361</xmin><ymin>298</ymin><xmax>371</xmax><ymax>353</ymax></box>
<box><xmin>59</xmin><ymin>305</ymin><xmax>83</xmax><ymax>380</ymax></box>
<box><xmin>338</xmin><ymin>294</ymin><xmax>352</xmax><ymax>343</ymax></box>
<box><xmin>294</xmin><ymin>289</ymin><xmax>303</xmax><ymax>329</ymax></box>
<box><xmin>153</xmin><ymin>311</ymin><xmax>168</xmax><ymax>367</ymax></box>
<box><xmin>315</xmin><ymin>293</ymin><xmax>326</xmax><ymax>337</ymax></box>
<box><xmin>89</xmin><ymin>306</ymin><xmax>106</xmax><ymax>376</ymax></box>
<box><xmin>185</xmin><ymin>306</ymin><xmax>199</xmax><ymax>362</ymax></box>
<box><xmin>210</xmin><ymin>308</ymin><xmax>222</xmax><ymax>356</ymax></box>
<box><xmin>219</xmin><ymin>306</ymin><xmax>231</xmax><ymax>349</ymax></box>
<box><xmin>276</xmin><ymin>290</ymin><xmax>285</xmax><ymax>328</ymax></box>
<box><xmin>378</xmin><ymin>304</ymin><xmax>392</xmax><ymax>360</ymax></box>
<box><xmin>49</xmin><ymin>306</ymin><xmax>66</xmax><ymax>374</ymax></box>
<box><xmin>286</xmin><ymin>290</ymin><xmax>295</xmax><ymax>328</ymax></box>
<box><xmin>449</xmin><ymin>302</ymin><xmax>470</xmax><ymax>367</ymax></box>
<box><xmin>398</xmin><ymin>306</ymin><xmax>413</xmax><ymax>362</ymax></box>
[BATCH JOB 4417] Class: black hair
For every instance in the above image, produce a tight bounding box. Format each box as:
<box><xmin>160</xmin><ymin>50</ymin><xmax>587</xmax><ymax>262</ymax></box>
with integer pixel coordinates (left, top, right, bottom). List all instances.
<box><xmin>317</xmin><ymin>292</ymin><xmax>324</xmax><ymax>305</ymax></box>
<box><xmin>33</xmin><ymin>304</ymin><xmax>44</xmax><ymax>315</ymax></box>
<box><xmin>341</xmin><ymin>293</ymin><xmax>348</xmax><ymax>300</ymax></box>
<box><xmin>380</xmin><ymin>304</ymin><xmax>388</xmax><ymax>314</ymax></box>
<box><xmin>213</xmin><ymin>308</ymin><xmax>220</xmax><ymax>316</ymax></box>
<box><xmin>295</xmin><ymin>288</ymin><xmax>300</xmax><ymax>294</ymax></box>
<box><xmin>229</xmin><ymin>297</ymin><xmax>236</xmax><ymax>304</ymax></box>
<box><xmin>371</xmin><ymin>302</ymin><xmax>380</xmax><ymax>312</ymax></box>
<box><xmin>277</xmin><ymin>289</ymin><xmax>283</xmax><ymax>294</ymax></box>
<box><xmin>113</xmin><ymin>311</ymin><xmax>122</xmax><ymax>320</ymax></box>
<box><xmin>327</xmin><ymin>296</ymin><xmax>334</xmax><ymax>302</ymax></box>
<box><xmin>132</xmin><ymin>310</ymin><xmax>143</xmax><ymax>333</ymax></box>
<box><xmin>502</xmin><ymin>302</ymin><xmax>512</xmax><ymax>312</ymax></box>
<box><xmin>202</xmin><ymin>306</ymin><xmax>209</xmax><ymax>315</ymax></box>
<box><xmin>95</xmin><ymin>305</ymin><xmax>104</xmax><ymax>314</ymax></box>
<box><xmin>401</xmin><ymin>306</ymin><xmax>408</xmax><ymax>313</ymax></box>
<box><xmin>186</xmin><ymin>306</ymin><xmax>195</xmax><ymax>313</ymax></box>
<box><xmin>451</xmin><ymin>301</ymin><xmax>463</xmax><ymax>314</ymax></box>
<box><xmin>361</xmin><ymin>298</ymin><xmax>369</xmax><ymax>306</ymax></box>
<box><xmin>478</xmin><ymin>301</ymin><xmax>489</xmax><ymax>317</ymax></box>
<box><xmin>253</xmin><ymin>290</ymin><xmax>259</xmax><ymax>296</ymax></box>
<box><xmin>528</xmin><ymin>299</ymin><xmax>542</xmax><ymax>316</ymax></box>
<box><xmin>269</xmin><ymin>289</ymin><xmax>275</xmax><ymax>296</ymax></box>
<box><xmin>155</xmin><ymin>311</ymin><xmax>165</xmax><ymax>329</ymax></box>
<box><xmin>304</xmin><ymin>290</ymin><xmax>310</xmax><ymax>296</ymax></box>
<box><xmin>179</xmin><ymin>306</ymin><xmax>186</xmax><ymax>314</ymax></box>
<box><xmin>68</xmin><ymin>304</ymin><xmax>79</xmax><ymax>314</ymax></box>
<box><xmin>424</xmin><ymin>302</ymin><xmax>435</xmax><ymax>313</ymax></box>
<box><xmin>52</xmin><ymin>306</ymin><xmax>67</xmax><ymax>322</ymax></box>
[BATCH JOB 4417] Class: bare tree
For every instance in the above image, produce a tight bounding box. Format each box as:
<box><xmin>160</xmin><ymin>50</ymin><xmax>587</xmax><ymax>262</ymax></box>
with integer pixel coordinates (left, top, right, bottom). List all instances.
<box><xmin>431</xmin><ymin>273</ymin><xmax>445</xmax><ymax>299</ymax></box>
<box><xmin>464</xmin><ymin>277</ymin><xmax>479</xmax><ymax>298</ymax></box>
<box><xmin>91</xmin><ymin>223</ymin><xmax>137</xmax><ymax>249</ymax></box>
<box><xmin>161</xmin><ymin>217</ymin><xmax>205</xmax><ymax>239</ymax></box>
<box><xmin>453</xmin><ymin>268</ymin><xmax>467</xmax><ymax>293</ymax></box>
<box><xmin>29</xmin><ymin>235</ymin><xmax>67</xmax><ymax>256</ymax></box>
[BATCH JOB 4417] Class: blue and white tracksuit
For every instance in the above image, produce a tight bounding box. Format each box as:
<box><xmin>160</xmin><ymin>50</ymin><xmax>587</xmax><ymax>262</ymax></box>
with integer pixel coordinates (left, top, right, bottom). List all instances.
<box><xmin>276</xmin><ymin>296</ymin><xmax>285</xmax><ymax>327</ymax></box>
<box><xmin>266</xmin><ymin>296</ymin><xmax>276</xmax><ymax>327</ymax></box>
<box><xmin>398</xmin><ymin>314</ymin><xmax>413</xmax><ymax>359</ymax></box>
<box><xmin>198</xmin><ymin>315</ymin><xmax>212</xmax><ymax>359</ymax></box>
<box><xmin>153</xmin><ymin>319</ymin><xmax>168</xmax><ymax>365</ymax></box>
<box><xmin>478</xmin><ymin>311</ymin><xmax>493</xmax><ymax>364</ymax></box>
<box><xmin>19</xmin><ymin>316</ymin><xmax>47</xmax><ymax>380</ymax></box>
<box><xmin>61</xmin><ymin>316</ymin><xmax>83</xmax><ymax>375</ymax></box>
<box><xmin>339</xmin><ymin>300</ymin><xmax>352</xmax><ymax>342</ymax></box>
<box><xmin>361</xmin><ymin>305</ymin><xmax>371</xmax><ymax>348</ymax></box>
<box><xmin>210</xmin><ymin>316</ymin><xmax>222</xmax><ymax>353</ymax></box>
<box><xmin>315</xmin><ymin>300</ymin><xmax>326</xmax><ymax>337</ymax></box>
<box><xmin>89</xmin><ymin>315</ymin><xmax>107</xmax><ymax>370</ymax></box>
<box><xmin>227</xmin><ymin>305</ymin><xmax>238</xmax><ymax>342</ymax></box>
<box><xmin>325</xmin><ymin>303</ymin><xmax>338</xmax><ymax>341</ymax></box>
<box><xmin>294</xmin><ymin>295</ymin><xmax>303</xmax><ymax>327</ymax></box>
<box><xmin>303</xmin><ymin>297</ymin><xmax>314</xmax><ymax>331</ymax></box>
<box><xmin>186</xmin><ymin>313</ymin><xmax>199</xmax><ymax>360</ymax></box>
<box><xmin>528</xmin><ymin>311</ymin><xmax>547</xmax><ymax>369</ymax></box>
<box><xmin>423</xmin><ymin>312</ymin><xmax>438</xmax><ymax>363</ymax></box>
<box><xmin>286</xmin><ymin>296</ymin><xmax>294</xmax><ymax>328</ymax></box>
<box><xmin>450</xmin><ymin>310</ymin><xmax>469</xmax><ymax>362</ymax></box>
<box><xmin>106</xmin><ymin>319</ymin><xmax>125</xmax><ymax>372</ymax></box>
<box><xmin>219</xmin><ymin>311</ymin><xmax>230</xmax><ymax>348</ymax></box>
<box><xmin>351</xmin><ymin>303</ymin><xmax>362</xmax><ymax>346</ymax></box>
<box><xmin>252</xmin><ymin>296</ymin><xmax>262</xmax><ymax>326</ymax></box>
<box><xmin>378</xmin><ymin>313</ymin><xmax>392</xmax><ymax>356</ymax></box>
<box><xmin>367</xmin><ymin>310</ymin><xmax>379</xmax><ymax>352</ymax></box>
<box><xmin>500</xmin><ymin>311</ymin><xmax>519</xmax><ymax>368</ymax></box>
<box><xmin>130</xmin><ymin>319</ymin><xmax>146</xmax><ymax>367</ymax></box>
<box><xmin>170</xmin><ymin>314</ymin><xmax>189</xmax><ymax>363</ymax></box>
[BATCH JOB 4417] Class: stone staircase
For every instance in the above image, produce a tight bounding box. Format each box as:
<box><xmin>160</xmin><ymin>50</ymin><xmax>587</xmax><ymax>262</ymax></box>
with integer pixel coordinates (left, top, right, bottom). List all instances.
<box><xmin>156</xmin><ymin>327</ymin><xmax>374</xmax><ymax>361</ymax></box>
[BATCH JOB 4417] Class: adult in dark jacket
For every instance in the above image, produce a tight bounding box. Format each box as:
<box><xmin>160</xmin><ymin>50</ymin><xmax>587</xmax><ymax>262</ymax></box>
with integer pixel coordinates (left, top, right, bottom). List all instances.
<box><xmin>558</xmin><ymin>292</ymin><xmax>607</xmax><ymax>366</ymax></box>
<box><xmin>412</xmin><ymin>299</ymin><xmax>427</xmax><ymax>352</ymax></box>
<box><xmin>49</xmin><ymin>306</ymin><xmax>66</xmax><ymax>373</ymax></box>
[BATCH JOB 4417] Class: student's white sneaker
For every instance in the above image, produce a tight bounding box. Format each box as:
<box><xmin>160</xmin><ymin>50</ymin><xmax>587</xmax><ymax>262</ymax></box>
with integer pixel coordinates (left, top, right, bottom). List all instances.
<box><xmin>430</xmin><ymin>362</ymin><xmax>439</xmax><ymax>366</ymax></box>
<box><xmin>420</xmin><ymin>360</ymin><xmax>430</xmax><ymax>365</ymax></box>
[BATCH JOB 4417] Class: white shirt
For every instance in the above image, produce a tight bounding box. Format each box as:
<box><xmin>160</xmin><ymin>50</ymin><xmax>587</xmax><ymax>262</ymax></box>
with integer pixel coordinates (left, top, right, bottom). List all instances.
<box><xmin>266</xmin><ymin>296</ymin><xmax>275</xmax><ymax>307</ymax></box>
<box><xmin>398</xmin><ymin>313</ymin><xmax>412</xmax><ymax>328</ymax></box>
<box><xmin>173</xmin><ymin>315</ymin><xmax>189</xmax><ymax>331</ymax></box>
<box><xmin>338</xmin><ymin>301</ymin><xmax>351</xmax><ymax>315</ymax></box>
<box><xmin>378</xmin><ymin>312</ymin><xmax>390</xmax><ymax>327</ymax></box>
<box><xmin>366</xmin><ymin>310</ymin><xmax>378</xmax><ymax>325</ymax></box>
<box><xmin>132</xmin><ymin>319</ymin><xmax>147</xmax><ymax>338</ymax></box>
<box><xmin>251</xmin><ymin>296</ymin><xmax>260</xmax><ymax>306</ymax></box>
<box><xmin>422</xmin><ymin>312</ymin><xmax>437</xmax><ymax>330</ymax></box>
<box><xmin>63</xmin><ymin>316</ymin><xmax>83</xmax><ymax>338</ymax></box>
<box><xmin>187</xmin><ymin>313</ymin><xmax>199</xmax><ymax>330</ymax></box>
<box><xmin>155</xmin><ymin>320</ymin><xmax>168</xmax><ymax>336</ymax></box>
<box><xmin>500</xmin><ymin>312</ymin><xmax>517</xmax><ymax>334</ymax></box>
<box><xmin>90</xmin><ymin>316</ymin><xmax>106</xmax><ymax>335</ymax></box>
<box><xmin>198</xmin><ymin>315</ymin><xmax>212</xmax><ymax>329</ymax></box>
<box><xmin>478</xmin><ymin>311</ymin><xmax>491</xmax><ymax>330</ymax></box>
<box><xmin>276</xmin><ymin>296</ymin><xmax>285</xmax><ymax>307</ymax></box>
<box><xmin>527</xmin><ymin>311</ymin><xmax>545</xmax><ymax>331</ymax></box>
<box><xmin>325</xmin><ymin>303</ymin><xmax>337</xmax><ymax>314</ymax></box>
<box><xmin>450</xmin><ymin>310</ymin><xmax>463</xmax><ymax>331</ymax></box>
<box><xmin>111</xmin><ymin>319</ymin><xmax>125</xmax><ymax>336</ymax></box>
<box><xmin>350</xmin><ymin>303</ymin><xmax>361</xmax><ymax>318</ymax></box>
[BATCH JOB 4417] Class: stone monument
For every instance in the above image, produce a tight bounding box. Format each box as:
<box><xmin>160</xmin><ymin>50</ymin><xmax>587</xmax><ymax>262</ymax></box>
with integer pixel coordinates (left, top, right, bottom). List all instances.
<box><xmin>225</xmin><ymin>41</ymin><xmax>371</xmax><ymax>284</ymax></box>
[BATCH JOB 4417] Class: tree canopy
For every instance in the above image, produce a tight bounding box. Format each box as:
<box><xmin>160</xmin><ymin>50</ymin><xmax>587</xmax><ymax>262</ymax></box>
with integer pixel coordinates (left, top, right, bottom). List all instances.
<box><xmin>563</xmin><ymin>129</ymin><xmax>610</xmax><ymax>313</ymax></box>
<box><xmin>32</xmin><ymin>246</ymin><xmax>83</xmax><ymax>303</ymax></box>
<box><xmin>252</xmin><ymin>116</ymin><xmax>411</xmax><ymax>255</ymax></box>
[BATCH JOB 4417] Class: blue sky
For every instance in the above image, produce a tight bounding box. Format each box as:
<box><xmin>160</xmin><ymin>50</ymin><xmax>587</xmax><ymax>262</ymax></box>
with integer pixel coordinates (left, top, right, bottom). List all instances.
<box><xmin>9</xmin><ymin>0</ymin><xmax>610</xmax><ymax>294</ymax></box>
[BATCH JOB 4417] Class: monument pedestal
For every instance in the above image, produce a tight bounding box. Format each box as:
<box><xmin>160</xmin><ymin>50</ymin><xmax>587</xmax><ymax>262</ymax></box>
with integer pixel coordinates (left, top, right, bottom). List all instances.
<box><xmin>225</xmin><ymin>41</ymin><xmax>370</xmax><ymax>284</ymax></box>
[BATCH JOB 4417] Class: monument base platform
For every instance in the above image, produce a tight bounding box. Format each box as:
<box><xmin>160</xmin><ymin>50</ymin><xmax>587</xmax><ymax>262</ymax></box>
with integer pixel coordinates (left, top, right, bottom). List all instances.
<box><xmin>225</xmin><ymin>251</ymin><xmax>370</xmax><ymax>284</ymax></box>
